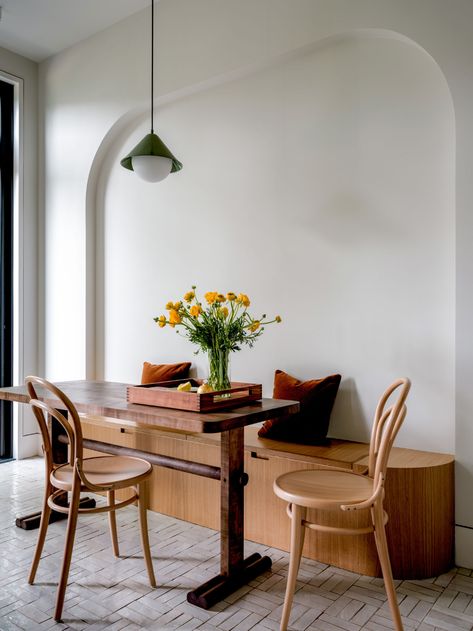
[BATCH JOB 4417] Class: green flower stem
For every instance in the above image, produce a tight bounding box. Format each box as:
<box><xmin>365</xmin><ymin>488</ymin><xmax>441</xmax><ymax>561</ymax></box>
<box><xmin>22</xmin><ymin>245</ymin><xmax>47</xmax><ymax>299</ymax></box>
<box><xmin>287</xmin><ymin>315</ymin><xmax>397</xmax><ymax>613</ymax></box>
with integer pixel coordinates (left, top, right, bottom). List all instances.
<box><xmin>208</xmin><ymin>346</ymin><xmax>231</xmax><ymax>392</ymax></box>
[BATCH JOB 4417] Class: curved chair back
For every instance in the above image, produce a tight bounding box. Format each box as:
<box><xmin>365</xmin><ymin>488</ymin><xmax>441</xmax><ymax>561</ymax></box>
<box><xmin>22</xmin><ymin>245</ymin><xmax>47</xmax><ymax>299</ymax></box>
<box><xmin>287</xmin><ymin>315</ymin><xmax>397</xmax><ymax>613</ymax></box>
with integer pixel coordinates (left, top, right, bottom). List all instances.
<box><xmin>368</xmin><ymin>377</ymin><xmax>411</xmax><ymax>486</ymax></box>
<box><xmin>26</xmin><ymin>376</ymin><xmax>84</xmax><ymax>473</ymax></box>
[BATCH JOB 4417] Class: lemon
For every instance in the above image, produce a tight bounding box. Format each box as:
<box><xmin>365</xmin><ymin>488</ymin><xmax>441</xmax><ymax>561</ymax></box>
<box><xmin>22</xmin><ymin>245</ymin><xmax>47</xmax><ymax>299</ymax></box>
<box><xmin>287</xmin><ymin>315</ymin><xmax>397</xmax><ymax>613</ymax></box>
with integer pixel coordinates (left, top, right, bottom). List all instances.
<box><xmin>177</xmin><ymin>381</ymin><xmax>192</xmax><ymax>392</ymax></box>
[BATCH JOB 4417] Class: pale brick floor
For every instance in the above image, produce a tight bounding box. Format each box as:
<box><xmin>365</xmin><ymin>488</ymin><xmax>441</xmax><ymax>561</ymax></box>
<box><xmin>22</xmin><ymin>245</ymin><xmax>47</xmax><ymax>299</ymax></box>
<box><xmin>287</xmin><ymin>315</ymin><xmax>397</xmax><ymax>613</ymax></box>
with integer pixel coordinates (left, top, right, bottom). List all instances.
<box><xmin>0</xmin><ymin>458</ymin><xmax>471</xmax><ymax>631</ymax></box>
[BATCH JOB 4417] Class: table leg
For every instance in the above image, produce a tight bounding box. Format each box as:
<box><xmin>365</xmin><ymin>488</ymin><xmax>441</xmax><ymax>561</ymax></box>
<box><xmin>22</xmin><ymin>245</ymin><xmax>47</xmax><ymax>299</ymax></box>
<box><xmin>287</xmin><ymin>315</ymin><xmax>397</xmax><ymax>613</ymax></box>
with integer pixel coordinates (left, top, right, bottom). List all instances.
<box><xmin>186</xmin><ymin>427</ymin><xmax>272</xmax><ymax>609</ymax></box>
<box><xmin>221</xmin><ymin>426</ymin><xmax>245</xmax><ymax>574</ymax></box>
<box><xmin>15</xmin><ymin>412</ymin><xmax>95</xmax><ymax>530</ymax></box>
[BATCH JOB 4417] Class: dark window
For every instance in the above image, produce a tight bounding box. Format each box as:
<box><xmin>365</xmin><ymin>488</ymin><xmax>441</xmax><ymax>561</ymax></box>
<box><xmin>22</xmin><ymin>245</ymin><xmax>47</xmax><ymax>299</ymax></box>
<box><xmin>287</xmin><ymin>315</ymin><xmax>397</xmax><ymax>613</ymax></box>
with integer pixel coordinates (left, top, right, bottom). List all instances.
<box><xmin>0</xmin><ymin>79</ymin><xmax>14</xmax><ymax>461</ymax></box>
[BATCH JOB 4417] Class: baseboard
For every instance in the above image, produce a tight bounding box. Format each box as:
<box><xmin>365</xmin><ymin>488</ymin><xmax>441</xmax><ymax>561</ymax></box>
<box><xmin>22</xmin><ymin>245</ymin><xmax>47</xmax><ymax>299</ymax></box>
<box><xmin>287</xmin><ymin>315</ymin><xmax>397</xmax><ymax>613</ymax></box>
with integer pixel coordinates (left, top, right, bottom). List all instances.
<box><xmin>16</xmin><ymin>432</ymin><xmax>41</xmax><ymax>459</ymax></box>
<box><xmin>455</xmin><ymin>525</ymin><xmax>473</xmax><ymax>569</ymax></box>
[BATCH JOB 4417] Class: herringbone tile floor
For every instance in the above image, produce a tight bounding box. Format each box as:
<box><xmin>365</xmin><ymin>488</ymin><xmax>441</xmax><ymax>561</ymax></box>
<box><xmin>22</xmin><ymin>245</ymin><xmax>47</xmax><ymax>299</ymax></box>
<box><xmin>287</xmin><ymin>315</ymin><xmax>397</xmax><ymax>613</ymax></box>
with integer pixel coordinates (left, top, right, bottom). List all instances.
<box><xmin>0</xmin><ymin>458</ymin><xmax>471</xmax><ymax>631</ymax></box>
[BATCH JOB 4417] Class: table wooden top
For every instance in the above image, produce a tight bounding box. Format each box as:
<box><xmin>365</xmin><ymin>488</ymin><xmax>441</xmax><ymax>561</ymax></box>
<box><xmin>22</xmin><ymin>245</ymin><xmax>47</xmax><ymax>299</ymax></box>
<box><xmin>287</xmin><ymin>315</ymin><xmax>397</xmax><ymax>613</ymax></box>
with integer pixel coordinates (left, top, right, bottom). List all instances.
<box><xmin>0</xmin><ymin>380</ymin><xmax>299</xmax><ymax>434</ymax></box>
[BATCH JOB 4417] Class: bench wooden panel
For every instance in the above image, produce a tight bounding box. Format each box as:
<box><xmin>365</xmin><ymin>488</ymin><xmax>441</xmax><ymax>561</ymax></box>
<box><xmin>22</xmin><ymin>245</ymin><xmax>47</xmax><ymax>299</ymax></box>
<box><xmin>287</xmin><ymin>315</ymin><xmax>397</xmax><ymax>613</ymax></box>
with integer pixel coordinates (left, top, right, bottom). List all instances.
<box><xmin>82</xmin><ymin>417</ymin><xmax>221</xmax><ymax>529</ymax></box>
<box><xmin>80</xmin><ymin>415</ymin><xmax>454</xmax><ymax>579</ymax></box>
<box><xmin>359</xmin><ymin>451</ymin><xmax>455</xmax><ymax>578</ymax></box>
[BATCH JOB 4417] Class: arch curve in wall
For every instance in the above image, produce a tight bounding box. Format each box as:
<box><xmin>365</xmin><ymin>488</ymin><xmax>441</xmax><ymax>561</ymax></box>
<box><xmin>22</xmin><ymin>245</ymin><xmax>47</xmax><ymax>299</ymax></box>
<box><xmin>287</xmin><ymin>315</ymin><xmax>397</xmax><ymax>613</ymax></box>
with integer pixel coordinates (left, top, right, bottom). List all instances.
<box><xmin>84</xmin><ymin>28</ymin><xmax>455</xmax><ymax>457</ymax></box>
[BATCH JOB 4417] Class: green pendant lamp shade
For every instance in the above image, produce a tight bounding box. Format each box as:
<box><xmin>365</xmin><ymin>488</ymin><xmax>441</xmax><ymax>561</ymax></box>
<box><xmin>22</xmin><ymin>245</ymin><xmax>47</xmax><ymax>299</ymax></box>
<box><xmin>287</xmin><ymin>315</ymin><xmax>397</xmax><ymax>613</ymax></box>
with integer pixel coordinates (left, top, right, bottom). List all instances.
<box><xmin>120</xmin><ymin>132</ymin><xmax>182</xmax><ymax>174</ymax></box>
<box><xmin>120</xmin><ymin>0</ymin><xmax>182</xmax><ymax>182</ymax></box>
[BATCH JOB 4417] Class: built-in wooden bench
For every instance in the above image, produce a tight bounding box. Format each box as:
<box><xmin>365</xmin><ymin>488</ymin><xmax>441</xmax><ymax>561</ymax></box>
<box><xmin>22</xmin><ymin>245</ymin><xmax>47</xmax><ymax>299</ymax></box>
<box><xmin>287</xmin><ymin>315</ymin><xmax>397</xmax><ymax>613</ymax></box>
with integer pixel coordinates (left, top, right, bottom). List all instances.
<box><xmin>81</xmin><ymin>415</ymin><xmax>454</xmax><ymax>580</ymax></box>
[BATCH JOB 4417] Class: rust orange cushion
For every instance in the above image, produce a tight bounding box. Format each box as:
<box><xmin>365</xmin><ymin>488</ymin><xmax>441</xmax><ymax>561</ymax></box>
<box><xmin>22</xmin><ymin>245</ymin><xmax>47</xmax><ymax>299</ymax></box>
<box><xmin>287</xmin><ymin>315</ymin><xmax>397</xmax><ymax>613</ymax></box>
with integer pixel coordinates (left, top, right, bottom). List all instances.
<box><xmin>258</xmin><ymin>369</ymin><xmax>341</xmax><ymax>445</ymax></box>
<box><xmin>141</xmin><ymin>361</ymin><xmax>191</xmax><ymax>384</ymax></box>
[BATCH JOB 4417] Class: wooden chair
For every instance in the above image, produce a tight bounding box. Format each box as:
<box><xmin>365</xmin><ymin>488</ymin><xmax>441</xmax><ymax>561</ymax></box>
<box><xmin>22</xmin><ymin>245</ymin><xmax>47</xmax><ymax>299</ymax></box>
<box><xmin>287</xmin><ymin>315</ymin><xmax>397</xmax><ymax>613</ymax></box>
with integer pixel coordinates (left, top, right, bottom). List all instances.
<box><xmin>25</xmin><ymin>376</ymin><xmax>156</xmax><ymax>621</ymax></box>
<box><xmin>273</xmin><ymin>377</ymin><xmax>411</xmax><ymax>631</ymax></box>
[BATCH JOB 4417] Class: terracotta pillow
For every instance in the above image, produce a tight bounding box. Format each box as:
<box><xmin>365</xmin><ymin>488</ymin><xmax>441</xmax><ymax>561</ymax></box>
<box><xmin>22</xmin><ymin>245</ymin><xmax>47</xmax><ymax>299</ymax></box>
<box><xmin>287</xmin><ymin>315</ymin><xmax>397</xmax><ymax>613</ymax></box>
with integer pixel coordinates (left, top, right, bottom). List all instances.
<box><xmin>258</xmin><ymin>370</ymin><xmax>341</xmax><ymax>445</ymax></box>
<box><xmin>141</xmin><ymin>361</ymin><xmax>191</xmax><ymax>384</ymax></box>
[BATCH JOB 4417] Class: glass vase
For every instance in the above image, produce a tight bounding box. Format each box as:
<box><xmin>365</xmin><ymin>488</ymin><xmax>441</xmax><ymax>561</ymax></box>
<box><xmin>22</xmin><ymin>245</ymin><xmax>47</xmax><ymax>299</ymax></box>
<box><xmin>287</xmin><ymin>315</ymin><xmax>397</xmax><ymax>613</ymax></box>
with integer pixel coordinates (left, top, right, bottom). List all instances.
<box><xmin>207</xmin><ymin>347</ymin><xmax>231</xmax><ymax>392</ymax></box>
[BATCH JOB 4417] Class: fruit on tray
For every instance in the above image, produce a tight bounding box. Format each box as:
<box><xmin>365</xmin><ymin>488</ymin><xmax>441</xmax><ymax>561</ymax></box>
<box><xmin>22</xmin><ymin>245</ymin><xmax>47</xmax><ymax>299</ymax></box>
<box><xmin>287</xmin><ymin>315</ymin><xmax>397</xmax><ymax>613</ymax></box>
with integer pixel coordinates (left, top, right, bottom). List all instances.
<box><xmin>197</xmin><ymin>382</ymin><xmax>213</xmax><ymax>394</ymax></box>
<box><xmin>177</xmin><ymin>381</ymin><xmax>192</xmax><ymax>392</ymax></box>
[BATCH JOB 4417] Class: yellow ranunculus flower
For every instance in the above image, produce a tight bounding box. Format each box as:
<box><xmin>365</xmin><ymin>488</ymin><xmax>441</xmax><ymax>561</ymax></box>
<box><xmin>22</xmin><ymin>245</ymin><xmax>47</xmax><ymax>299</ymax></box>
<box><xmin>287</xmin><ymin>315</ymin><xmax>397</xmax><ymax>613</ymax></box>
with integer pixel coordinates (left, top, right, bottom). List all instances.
<box><xmin>237</xmin><ymin>293</ymin><xmax>250</xmax><ymax>307</ymax></box>
<box><xmin>220</xmin><ymin>306</ymin><xmax>229</xmax><ymax>318</ymax></box>
<box><xmin>169</xmin><ymin>309</ymin><xmax>181</xmax><ymax>325</ymax></box>
<box><xmin>157</xmin><ymin>315</ymin><xmax>166</xmax><ymax>328</ymax></box>
<box><xmin>227</xmin><ymin>292</ymin><xmax>236</xmax><ymax>301</ymax></box>
<box><xmin>184</xmin><ymin>291</ymin><xmax>195</xmax><ymax>302</ymax></box>
<box><xmin>190</xmin><ymin>305</ymin><xmax>202</xmax><ymax>317</ymax></box>
<box><xmin>204</xmin><ymin>291</ymin><xmax>218</xmax><ymax>304</ymax></box>
<box><xmin>275</xmin><ymin>315</ymin><xmax>282</xmax><ymax>323</ymax></box>
<box><xmin>249</xmin><ymin>320</ymin><xmax>260</xmax><ymax>332</ymax></box>
<box><xmin>166</xmin><ymin>301</ymin><xmax>174</xmax><ymax>310</ymax></box>
<box><xmin>173</xmin><ymin>301</ymin><xmax>182</xmax><ymax>311</ymax></box>
<box><xmin>216</xmin><ymin>294</ymin><xmax>226</xmax><ymax>303</ymax></box>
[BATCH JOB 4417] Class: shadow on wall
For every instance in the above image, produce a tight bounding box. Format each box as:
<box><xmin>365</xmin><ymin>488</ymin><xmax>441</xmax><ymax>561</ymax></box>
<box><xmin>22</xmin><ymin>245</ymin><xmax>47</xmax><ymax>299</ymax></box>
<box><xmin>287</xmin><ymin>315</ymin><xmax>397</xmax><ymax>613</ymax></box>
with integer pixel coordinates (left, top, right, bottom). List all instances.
<box><xmin>329</xmin><ymin>378</ymin><xmax>369</xmax><ymax>443</ymax></box>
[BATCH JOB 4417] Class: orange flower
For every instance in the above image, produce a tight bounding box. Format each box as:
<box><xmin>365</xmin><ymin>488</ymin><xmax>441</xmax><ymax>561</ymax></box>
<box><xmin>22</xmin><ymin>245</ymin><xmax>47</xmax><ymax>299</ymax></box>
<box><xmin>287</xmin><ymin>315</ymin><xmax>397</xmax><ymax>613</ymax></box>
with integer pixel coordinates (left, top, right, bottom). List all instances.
<box><xmin>204</xmin><ymin>291</ymin><xmax>218</xmax><ymax>304</ymax></box>
<box><xmin>169</xmin><ymin>309</ymin><xmax>181</xmax><ymax>325</ymax></box>
<box><xmin>184</xmin><ymin>291</ymin><xmax>195</xmax><ymax>302</ymax></box>
<box><xmin>157</xmin><ymin>315</ymin><xmax>166</xmax><ymax>328</ymax></box>
<box><xmin>248</xmin><ymin>320</ymin><xmax>260</xmax><ymax>332</ymax></box>
<box><xmin>190</xmin><ymin>305</ymin><xmax>202</xmax><ymax>317</ymax></box>
<box><xmin>173</xmin><ymin>301</ymin><xmax>182</xmax><ymax>311</ymax></box>
<box><xmin>219</xmin><ymin>306</ymin><xmax>229</xmax><ymax>318</ymax></box>
<box><xmin>226</xmin><ymin>292</ymin><xmax>237</xmax><ymax>301</ymax></box>
<box><xmin>165</xmin><ymin>301</ymin><xmax>174</xmax><ymax>310</ymax></box>
<box><xmin>237</xmin><ymin>293</ymin><xmax>250</xmax><ymax>308</ymax></box>
<box><xmin>216</xmin><ymin>294</ymin><xmax>226</xmax><ymax>303</ymax></box>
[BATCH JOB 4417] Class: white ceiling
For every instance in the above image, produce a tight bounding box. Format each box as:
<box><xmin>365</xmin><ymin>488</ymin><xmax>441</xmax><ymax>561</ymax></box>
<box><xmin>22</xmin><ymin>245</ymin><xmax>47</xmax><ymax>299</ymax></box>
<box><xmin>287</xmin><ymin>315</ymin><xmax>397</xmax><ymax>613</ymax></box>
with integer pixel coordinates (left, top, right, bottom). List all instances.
<box><xmin>0</xmin><ymin>0</ymin><xmax>150</xmax><ymax>62</ymax></box>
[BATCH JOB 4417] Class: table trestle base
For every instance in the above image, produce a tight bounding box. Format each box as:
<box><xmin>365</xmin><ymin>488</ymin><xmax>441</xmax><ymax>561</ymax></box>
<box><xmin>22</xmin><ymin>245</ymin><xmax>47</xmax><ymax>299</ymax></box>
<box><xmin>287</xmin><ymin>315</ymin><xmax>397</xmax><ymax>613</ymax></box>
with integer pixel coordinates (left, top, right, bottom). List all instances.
<box><xmin>15</xmin><ymin>497</ymin><xmax>96</xmax><ymax>530</ymax></box>
<box><xmin>186</xmin><ymin>552</ymin><xmax>272</xmax><ymax>609</ymax></box>
<box><xmin>56</xmin><ymin>434</ymin><xmax>222</xmax><ymax>480</ymax></box>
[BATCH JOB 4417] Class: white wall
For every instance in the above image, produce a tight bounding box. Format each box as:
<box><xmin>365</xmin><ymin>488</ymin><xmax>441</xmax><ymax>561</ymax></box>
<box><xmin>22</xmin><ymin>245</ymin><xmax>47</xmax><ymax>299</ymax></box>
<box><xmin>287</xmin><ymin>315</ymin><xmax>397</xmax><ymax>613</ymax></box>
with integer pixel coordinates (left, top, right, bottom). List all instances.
<box><xmin>0</xmin><ymin>45</ymin><xmax>39</xmax><ymax>457</ymax></box>
<box><xmin>101</xmin><ymin>34</ymin><xmax>454</xmax><ymax>451</ymax></box>
<box><xmin>38</xmin><ymin>0</ymin><xmax>473</xmax><ymax>563</ymax></box>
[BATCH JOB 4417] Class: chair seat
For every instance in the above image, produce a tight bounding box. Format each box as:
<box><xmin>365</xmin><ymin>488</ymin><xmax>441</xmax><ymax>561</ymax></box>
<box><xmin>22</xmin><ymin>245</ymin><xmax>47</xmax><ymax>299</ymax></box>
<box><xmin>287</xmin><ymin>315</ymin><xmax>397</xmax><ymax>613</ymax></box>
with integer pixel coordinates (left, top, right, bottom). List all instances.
<box><xmin>274</xmin><ymin>469</ymin><xmax>374</xmax><ymax>510</ymax></box>
<box><xmin>51</xmin><ymin>456</ymin><xmax>152</xmax><ymax>491</ymax></box>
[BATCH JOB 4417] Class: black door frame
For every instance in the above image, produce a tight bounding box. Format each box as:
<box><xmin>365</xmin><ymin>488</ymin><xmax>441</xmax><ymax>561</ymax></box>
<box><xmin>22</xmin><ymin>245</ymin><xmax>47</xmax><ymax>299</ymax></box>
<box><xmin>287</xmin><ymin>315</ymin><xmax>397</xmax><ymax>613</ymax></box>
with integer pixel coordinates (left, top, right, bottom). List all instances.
<box><xmin>0</xmin><ymin>78</ymin><xmax>14</xmax><ymax>461</ymax></box>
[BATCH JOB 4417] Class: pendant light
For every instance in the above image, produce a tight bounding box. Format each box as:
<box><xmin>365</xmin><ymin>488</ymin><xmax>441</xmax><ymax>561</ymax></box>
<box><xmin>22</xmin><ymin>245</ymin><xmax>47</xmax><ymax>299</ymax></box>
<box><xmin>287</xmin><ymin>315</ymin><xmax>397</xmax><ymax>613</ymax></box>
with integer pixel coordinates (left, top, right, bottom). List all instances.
<box><xmin>120</xmin><ymin>0</ymin><xmax>182</xmax><ymax>182</ymax></box>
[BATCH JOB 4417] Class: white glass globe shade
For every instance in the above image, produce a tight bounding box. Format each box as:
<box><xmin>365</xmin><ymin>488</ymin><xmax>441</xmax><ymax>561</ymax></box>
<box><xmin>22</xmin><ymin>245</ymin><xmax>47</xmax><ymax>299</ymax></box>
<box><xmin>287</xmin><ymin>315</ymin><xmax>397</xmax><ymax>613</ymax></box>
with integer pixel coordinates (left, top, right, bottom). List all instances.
<box><xmin>131</xmin><ymin>155</ymin><xmax>172</xmax><ymax>182</ymax></box>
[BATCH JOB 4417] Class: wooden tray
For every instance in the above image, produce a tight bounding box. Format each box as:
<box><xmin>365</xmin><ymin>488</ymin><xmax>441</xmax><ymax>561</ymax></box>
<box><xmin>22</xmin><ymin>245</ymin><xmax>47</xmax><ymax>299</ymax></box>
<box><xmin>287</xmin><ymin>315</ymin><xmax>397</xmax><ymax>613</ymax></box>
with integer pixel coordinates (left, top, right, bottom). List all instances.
<box><xmin>126</xmin><ymin>379</ymin><xmax>262</xmax><ymax>413</ymax></box>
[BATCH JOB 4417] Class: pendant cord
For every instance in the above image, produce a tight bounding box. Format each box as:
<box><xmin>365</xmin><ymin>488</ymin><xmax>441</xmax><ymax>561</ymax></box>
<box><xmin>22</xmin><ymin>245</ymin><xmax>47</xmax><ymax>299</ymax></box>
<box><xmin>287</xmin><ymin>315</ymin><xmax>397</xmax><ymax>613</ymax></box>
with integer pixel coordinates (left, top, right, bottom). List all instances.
<box><xmin>151</xmin><ymin>0</ymin><xmax>154</xmax><ymax>134</ymax></box>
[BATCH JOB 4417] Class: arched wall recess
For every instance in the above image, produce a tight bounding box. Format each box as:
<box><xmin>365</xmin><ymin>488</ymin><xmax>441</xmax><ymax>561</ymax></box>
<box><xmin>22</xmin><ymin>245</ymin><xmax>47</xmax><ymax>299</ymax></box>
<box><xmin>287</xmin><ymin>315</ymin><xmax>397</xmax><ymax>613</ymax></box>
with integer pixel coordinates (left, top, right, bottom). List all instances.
<box><xmin>86</xmin><ymin>28</ymin><xmax>455</xmax><ymax>459</ymax></box>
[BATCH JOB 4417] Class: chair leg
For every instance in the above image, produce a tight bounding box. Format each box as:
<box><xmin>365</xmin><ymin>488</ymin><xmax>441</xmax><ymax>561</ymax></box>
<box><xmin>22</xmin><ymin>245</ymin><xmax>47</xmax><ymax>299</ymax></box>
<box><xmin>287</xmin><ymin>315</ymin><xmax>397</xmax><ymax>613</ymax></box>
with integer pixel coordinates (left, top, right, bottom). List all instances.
<box><xmin>296</xmin><ymin>507</ymin><xmax>307</xmax><ymax>575</ymax></box>
<box><xmin>107</xmin><ymin>490</ymin><xmax>120</xmax><ymax>557</ymax></box>
<box><xmin>28</xmin><ymin>483</ymin><xmax>53</xmax><ymax>584</ymax></box>
<box><xmin>280</xmin><ymin>503</ymin><xmax>305</xmax><ymax>631</ymax></box>
<box><xmin>371</xmin><ymin>503</ymin><xmax>403</xmax><ymax>631</ymax></box>
<box><xmin>137</xmin><ymin>482</ymin><xmax>156</xmax><ymax>588</ymax></box>
<box><xmin>54</xmin><ymin>480</ymin><xmax>81</xmax><ymax>622</ymax></box>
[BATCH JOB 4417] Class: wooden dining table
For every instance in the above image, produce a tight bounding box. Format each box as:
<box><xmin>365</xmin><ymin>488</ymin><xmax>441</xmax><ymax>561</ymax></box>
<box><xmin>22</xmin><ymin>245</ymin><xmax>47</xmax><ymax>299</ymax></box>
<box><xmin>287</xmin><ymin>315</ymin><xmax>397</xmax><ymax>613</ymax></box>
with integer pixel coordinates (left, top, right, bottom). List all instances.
<box><xmin>0</xmin><ymin>380</ymin><xmax>299</xmax><ymax>609</ymax></box>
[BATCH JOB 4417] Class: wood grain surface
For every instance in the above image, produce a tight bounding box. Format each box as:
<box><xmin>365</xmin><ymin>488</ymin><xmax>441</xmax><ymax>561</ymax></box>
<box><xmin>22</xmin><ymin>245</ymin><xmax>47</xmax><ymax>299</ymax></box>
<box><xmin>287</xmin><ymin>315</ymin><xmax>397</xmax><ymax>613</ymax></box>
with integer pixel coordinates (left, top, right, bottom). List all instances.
<box><xmin>0</xmin><ymin>381</ymin><xmax>299</xmax><ymax>433</ymax></box>
<box><xmin>80</xmin><ymin>420</ymin><xmax>454</xmax><ymax>580</ymax></box>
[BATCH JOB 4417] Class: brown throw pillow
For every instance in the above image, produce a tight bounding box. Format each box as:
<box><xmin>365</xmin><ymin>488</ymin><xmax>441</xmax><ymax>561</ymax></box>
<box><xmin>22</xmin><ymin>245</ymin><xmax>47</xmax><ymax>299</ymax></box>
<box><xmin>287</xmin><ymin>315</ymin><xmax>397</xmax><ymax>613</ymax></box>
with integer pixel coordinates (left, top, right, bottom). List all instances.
<box><xmin>141</xmin><ymin>361</ymin><xmax>191</xmax><ymax>384</ymax></box>
<box><xmin>258</xmin><ymin>370</ymin><xmax>341</xmax><ymax>445</ymax></box>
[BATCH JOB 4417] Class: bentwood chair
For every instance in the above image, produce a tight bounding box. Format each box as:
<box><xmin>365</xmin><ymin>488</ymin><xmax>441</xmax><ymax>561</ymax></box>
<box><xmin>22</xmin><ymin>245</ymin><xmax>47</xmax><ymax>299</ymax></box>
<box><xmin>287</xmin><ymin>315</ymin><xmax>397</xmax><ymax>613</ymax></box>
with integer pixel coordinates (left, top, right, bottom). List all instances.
<box><xmin>274</xmin><ymin>378</ymin><xmax>411</xmax><ymax>631</ymax></box>
<box><xmin>25</xmin><ymin>376</ymin><xmax>156</xmax><ymax>621</ymax></box>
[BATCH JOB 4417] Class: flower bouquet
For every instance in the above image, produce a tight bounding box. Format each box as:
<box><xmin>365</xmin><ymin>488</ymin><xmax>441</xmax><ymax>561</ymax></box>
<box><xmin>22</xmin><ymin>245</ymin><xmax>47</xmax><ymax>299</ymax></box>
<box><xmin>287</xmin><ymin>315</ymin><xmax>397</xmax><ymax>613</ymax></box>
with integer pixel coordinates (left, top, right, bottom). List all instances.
<box><xmin>154</xmin><ymin>287</ymin><xmax>281</xmax><ymax>392</ymax></box>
